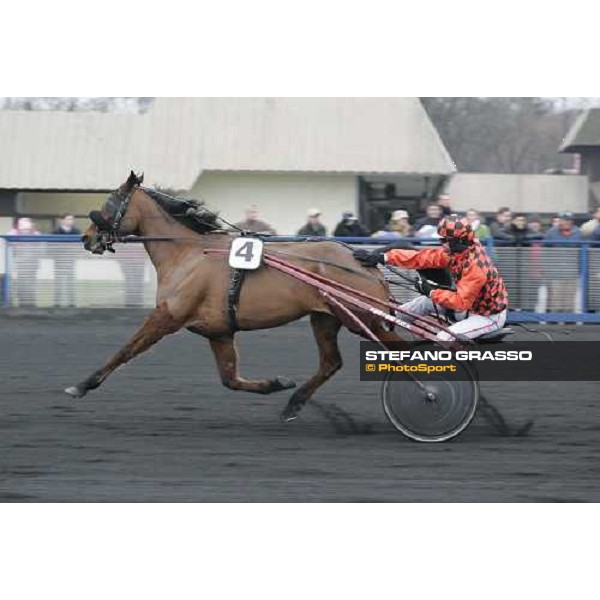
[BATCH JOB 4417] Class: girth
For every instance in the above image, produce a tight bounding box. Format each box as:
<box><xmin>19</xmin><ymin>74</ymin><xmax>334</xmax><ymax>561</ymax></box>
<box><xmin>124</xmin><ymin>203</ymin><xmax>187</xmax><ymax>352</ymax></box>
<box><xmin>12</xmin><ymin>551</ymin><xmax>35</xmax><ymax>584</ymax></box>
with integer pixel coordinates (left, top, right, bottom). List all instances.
<box><xmin>227</xmin><ymin>268</ymin><xmax>246</xmax><ymax>332</ymax></box>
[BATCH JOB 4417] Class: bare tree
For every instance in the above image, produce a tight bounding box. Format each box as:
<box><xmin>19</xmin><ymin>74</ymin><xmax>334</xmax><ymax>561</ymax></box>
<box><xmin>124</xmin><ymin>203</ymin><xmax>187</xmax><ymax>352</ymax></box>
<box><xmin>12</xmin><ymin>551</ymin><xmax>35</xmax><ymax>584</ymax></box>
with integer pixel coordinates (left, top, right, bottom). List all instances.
<box><xmin>421</xmin><ymin>97</ymin><xmax>588</xmax><ymax>173</ymax></box>
<box><xmin>0</xmin><ymin>97</ymin><xmax>153</xmax><ymax>113</ymax></box>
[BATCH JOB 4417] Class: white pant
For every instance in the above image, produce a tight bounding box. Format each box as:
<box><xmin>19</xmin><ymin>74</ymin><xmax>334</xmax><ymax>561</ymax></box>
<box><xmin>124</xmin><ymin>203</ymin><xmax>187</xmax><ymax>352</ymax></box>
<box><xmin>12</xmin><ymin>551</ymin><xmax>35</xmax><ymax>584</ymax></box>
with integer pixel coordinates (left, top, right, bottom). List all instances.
<box><xmin>402</xmin><ymin>296</ymin><xmax>507</xmax><ymax>342</ymax></box>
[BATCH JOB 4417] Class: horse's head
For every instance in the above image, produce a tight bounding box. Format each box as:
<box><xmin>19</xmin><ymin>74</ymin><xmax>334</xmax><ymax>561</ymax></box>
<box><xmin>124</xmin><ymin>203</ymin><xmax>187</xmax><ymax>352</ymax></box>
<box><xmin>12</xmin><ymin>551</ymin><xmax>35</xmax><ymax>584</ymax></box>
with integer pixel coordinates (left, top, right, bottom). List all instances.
<box><xmin>82</xmin><ymin>171</ymin><xmax>144</xmax><ymax>254</ymax></box>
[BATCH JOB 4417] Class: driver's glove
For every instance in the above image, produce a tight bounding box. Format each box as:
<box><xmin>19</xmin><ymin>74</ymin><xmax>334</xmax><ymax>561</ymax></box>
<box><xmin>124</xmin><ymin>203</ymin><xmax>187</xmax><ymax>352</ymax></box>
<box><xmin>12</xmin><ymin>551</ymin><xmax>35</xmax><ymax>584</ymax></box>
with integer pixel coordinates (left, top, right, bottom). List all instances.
<box><xmin>415</xmin><ymin>278</ymin><xmax>436</xmax><ymax>297</ymax></box>
<box><xmin>353</xmin><ymin>249</ymin><xmax>385</xmax><ymax>267</ymax></box>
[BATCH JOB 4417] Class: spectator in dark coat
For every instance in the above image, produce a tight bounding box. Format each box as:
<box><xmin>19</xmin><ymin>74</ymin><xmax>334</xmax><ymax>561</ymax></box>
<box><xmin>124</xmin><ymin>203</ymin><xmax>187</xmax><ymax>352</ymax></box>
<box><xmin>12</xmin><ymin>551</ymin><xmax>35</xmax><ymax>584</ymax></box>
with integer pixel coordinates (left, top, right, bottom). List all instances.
<box><xmin>414</xmin><ymin>203</ymin><xmax>443</xmax><ymax>231</ymax></box>
<box><xmin>297</xmin><ymin>208</ymin><xmax>327</xmax><ymax>236</ymax></box>
<box><xmin>53</xmin><ymin>213</ymin><xmax>81</xmax><ymax>236</ymax></box>
<box><xmin>333</xmin><ymin>211</ymin><xmax>369</xmax><ymax>237</ymax></box>
<box><xmin>490</xmin><ymin>207</ymin><xmax>513</xmax><ymax>243</ymax></box>
<box><xmin>508</xmin><ymin>214</ymin><xmax>542</xmax><ymax>246</ymax></box>
<box><xmin>528</xmin><ymin>215</ymin><xmax>544</xmax><ymax>236</ymax></box>
<box><xmin>52</xmin><ymin>213</ymin><xmax>81</xmax><ymax>307</ymax></box>
<box><xmin>437</xmin><ymin>194</ymin><xmax>453</xmax><ymax>216</ymax></box>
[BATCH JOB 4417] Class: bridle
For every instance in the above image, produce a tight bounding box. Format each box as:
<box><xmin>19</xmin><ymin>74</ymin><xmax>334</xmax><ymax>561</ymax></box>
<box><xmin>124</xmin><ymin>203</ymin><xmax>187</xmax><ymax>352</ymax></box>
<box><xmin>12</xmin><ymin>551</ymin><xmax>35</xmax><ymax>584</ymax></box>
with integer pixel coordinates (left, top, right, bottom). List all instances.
<box><xmin>112</xmin><ymin>188</ymin><xmax>135</xmax><ymax>234</ymax></box>
<box><xmin>89</xmin><ymin>186</ymin><xmax>137</xmax><ymax>253</ymax></box>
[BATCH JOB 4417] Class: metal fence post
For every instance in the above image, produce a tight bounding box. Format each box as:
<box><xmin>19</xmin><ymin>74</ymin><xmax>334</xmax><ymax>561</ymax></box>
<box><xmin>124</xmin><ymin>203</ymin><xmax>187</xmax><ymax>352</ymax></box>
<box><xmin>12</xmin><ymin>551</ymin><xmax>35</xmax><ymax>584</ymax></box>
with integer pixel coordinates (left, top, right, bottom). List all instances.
<box><xmin>579</xmin><ymin>243</ymin><xmax>589</xmax><ymax>313</ymax></box>
<box><xmin>515</xmin><ymin>243</ymin><xmax>523</xmax><ymax>309</ymax></box>
<box><xmin>2</xmin><ymin>238</ymin><xmax>11</xmax><ymax>308</ymax></box>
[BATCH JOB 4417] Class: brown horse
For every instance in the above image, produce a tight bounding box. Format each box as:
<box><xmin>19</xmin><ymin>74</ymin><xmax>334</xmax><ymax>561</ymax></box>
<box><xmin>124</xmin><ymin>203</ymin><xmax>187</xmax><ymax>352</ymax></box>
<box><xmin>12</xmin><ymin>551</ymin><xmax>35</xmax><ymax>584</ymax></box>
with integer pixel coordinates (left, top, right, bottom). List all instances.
<box><xmin>66</xmin><ymin>172</ymin><xmax>397</xmax><ymax>420</ymax></box>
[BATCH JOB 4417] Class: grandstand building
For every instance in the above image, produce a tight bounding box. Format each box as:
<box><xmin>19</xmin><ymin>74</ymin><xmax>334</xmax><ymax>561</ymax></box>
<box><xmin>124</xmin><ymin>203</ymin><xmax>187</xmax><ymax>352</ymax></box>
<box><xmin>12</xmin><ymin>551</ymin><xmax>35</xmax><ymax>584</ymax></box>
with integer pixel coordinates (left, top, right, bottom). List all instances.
<box><xmin>0</xmin><ymin>98</ymin><xmax>455</xmax><ymax>234</ymax></box>
<box><xmin>445</xmin><ymin>173</ymin><xmax>589</xmax><ymax>216</ymax></box>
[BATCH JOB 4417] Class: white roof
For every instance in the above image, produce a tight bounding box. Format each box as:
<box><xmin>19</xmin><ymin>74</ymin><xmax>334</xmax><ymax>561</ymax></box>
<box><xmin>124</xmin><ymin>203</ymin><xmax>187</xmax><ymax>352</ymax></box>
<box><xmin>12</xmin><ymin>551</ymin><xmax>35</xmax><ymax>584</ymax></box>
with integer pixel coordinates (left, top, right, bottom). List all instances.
<box><xmin>0</xmin><ymin>98</ymin><xmax>455</xmax><ymax>191</ymax></box>
<box><xmin>446</xmin><ymin>173</ymin><xmax>589</xmax><ymax>214</ymax></box>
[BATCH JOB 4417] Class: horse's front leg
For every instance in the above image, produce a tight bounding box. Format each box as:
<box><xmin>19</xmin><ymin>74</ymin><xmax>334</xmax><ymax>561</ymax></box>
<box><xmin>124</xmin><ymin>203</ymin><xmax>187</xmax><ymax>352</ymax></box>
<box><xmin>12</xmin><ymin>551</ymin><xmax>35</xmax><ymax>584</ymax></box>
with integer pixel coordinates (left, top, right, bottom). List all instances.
<box><xmin>65</xmin><ymin>303</ymin><xmax>184</xmax><ymax>398</ymax></box>
<box><xmin>209</xmin><ymin>336</ymin><xmax>296</xmax><ymax>394</ymax></box>
<box><xmin>281</xmin><ymin>312</ymin><xmax>342</xmax><ymax>421</ymax></box>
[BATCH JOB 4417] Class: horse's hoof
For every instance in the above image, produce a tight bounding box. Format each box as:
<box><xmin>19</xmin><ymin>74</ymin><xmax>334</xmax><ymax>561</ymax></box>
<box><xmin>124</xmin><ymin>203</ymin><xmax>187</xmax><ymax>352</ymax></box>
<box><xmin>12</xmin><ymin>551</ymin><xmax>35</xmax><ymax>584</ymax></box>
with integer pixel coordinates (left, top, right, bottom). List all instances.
<box><xmin>271</xmin><ymin>377</ymin><xmax>296</xmax><ymax>392</ymax></box>
<box><xmin>64</xmin><ymin>385</ymin><xmax>85</xmax><ymax>398</ymax></box>
<box><xmin>280</xmin><ymin>408</ymin><xmax>299</xmax><ymax>423</ymax></box>
<box><xmin>280</xmin><ymin>398</ymin><xmax>303</xmax><ymax>422</ymax></box>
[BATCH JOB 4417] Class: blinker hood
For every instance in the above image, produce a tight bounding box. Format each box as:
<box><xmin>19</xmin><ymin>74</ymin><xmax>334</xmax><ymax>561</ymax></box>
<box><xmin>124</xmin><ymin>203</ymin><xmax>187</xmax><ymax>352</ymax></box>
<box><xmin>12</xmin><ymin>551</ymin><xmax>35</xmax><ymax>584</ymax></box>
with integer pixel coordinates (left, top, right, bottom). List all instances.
<box><xmin>89</xmin><ymin>210</ymin><xmax>112</xmax><ymax>231</ymax></box>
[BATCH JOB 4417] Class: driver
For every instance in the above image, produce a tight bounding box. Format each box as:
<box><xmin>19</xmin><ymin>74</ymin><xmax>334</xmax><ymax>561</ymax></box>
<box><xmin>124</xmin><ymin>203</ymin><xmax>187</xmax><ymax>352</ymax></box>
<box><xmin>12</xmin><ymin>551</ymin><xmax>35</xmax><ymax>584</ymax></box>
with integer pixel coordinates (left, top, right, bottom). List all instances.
<box><xmin>353</xmin><ymin>216</ymin><xmax>508</xmax><ymax>341</ymax></box>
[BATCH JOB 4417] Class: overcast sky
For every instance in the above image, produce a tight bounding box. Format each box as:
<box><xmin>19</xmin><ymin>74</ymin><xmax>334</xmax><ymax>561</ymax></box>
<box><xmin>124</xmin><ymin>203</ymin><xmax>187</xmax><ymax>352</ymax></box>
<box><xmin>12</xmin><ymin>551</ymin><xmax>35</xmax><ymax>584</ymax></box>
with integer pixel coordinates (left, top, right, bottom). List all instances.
<box><xmin>1</xmin><ymin>97</ymin><xmax>600</xmax><ymax>113</ymax></box>
<box><xmin>0</xmin><ymin>97</ymin><xmax>153</xmax><ymax>113</ymax></box>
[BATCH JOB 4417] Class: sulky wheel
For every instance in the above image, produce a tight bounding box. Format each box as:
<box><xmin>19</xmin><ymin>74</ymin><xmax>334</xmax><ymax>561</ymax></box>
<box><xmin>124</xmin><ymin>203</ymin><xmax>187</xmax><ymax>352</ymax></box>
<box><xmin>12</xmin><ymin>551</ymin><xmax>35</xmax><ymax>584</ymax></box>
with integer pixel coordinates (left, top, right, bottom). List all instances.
<box><xmin>381</xmin><ymin>360</ymin><xmax>479</xmax><ymax>442</ymax></box>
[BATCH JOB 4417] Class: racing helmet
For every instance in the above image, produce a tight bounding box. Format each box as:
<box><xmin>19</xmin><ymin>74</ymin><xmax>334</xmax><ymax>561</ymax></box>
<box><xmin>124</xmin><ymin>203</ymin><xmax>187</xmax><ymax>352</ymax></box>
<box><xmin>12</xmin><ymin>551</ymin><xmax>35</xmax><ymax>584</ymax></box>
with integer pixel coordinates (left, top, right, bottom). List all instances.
<box><xmin>437</xmin><ymin>216</ymin><xmax>475</xmax><ymax>244</ymax></box>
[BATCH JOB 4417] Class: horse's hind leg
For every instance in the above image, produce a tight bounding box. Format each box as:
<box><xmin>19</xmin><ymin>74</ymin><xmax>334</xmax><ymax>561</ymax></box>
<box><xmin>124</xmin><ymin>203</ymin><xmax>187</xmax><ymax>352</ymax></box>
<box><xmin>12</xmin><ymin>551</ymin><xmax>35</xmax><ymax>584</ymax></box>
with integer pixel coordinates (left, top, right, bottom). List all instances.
<box><xmin>65</xmin><ymin>303</ymin><xmax>183</xmax><ymax>398</ymax></box>
<box><xmin>281</xmin><ymin>312</ymin><xmax>342</xmax><ymax>422</ymax></box>
<box><xmin>209</xmin><ymin>335</ymin><xmax>297</xmax><ymax>394</ymax></box>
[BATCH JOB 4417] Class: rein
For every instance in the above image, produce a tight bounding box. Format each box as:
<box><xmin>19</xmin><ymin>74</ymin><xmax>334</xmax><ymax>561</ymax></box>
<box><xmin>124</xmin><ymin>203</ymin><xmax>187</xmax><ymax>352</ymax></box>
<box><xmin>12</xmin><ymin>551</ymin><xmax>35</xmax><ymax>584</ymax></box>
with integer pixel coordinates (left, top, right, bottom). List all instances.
<box><xmin>264</xmin><ymin>248</ymin><xmax>380</xmax><ymax>280</ymax></box>
<box><xmin>117</xmin><ymin>234</ymin><xmax>201</xmax><ymax>243</ymax></box>
<box><xmin>112</xmin><ymin>234</ymin><xmax>381</xmax><ymax>281</ymax></box>
<box><xmin>93</xmin><ymin>185</ymin><xmax>398</xmax><ymax>283</ymax></box>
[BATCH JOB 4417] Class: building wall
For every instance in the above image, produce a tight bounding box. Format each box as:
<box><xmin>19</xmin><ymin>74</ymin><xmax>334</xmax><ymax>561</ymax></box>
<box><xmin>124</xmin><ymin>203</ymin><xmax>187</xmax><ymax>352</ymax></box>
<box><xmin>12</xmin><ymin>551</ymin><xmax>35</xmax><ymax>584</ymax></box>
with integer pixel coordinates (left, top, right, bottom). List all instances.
<box><xmin>17</xmin><ymin>192</ymin><xmax>106</xmax><ymax>216</ymax></box>
<box><xmin>190</xmin><ymin>172</ymin><xmax>359</xmax><ymax>235</ymax></box>
<box><xmin>8</xmin><ymin>175</ymin><xmax>358</xmax><ymax>235</ymax></box>
<box><xmin>16</xmin><ymin>191</ymin><xmax>106</xmax><ymax>232</ymax></box>
<box><xmin>446</xmin><ymin>173</ymin><xmax>589</xmax><ymax>214</ymax></box>
<box><xmin>581</xmin><ymin>150</ymin><xmax>600</xmax><ymax>204</ymax></box>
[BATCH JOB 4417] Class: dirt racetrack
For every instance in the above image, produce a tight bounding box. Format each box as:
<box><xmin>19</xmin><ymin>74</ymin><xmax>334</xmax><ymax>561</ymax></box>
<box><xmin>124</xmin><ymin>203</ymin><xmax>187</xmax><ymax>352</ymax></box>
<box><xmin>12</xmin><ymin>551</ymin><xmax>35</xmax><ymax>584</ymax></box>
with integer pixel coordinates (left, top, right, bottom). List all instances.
<box><xmin>1</xmin><ymin>310</ymin><xmax>599</xmax><ymax>502</ymax></box>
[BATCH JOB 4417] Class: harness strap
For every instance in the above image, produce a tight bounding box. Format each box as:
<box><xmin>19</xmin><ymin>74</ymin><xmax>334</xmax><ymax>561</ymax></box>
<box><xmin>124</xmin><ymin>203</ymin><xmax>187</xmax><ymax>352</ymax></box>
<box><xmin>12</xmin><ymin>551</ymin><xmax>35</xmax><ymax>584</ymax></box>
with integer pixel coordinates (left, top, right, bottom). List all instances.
<box><xmin>112</xmin><ymin>188</ymin><xmax>135</xmax><ymax>233</ymax></box>
<box><xmin>227</xmin><ymin>268</ymin><xmax>246</xmax><ymax>333</ymax></box>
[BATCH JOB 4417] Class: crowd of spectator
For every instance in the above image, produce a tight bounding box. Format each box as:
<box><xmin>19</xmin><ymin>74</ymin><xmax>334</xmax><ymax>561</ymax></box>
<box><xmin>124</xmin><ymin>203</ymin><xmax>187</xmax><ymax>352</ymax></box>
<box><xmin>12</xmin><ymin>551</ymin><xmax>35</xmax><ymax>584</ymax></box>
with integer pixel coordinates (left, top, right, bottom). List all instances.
<box><xmin>290</xmin><ymin>197</ymin><xmax>600</xmax><ymax>247</ymax></box>
<box><xmin>228</xmin><ymin>200</ymin><xmax>597</xmax><ymax>315</ymax></box>
<box><xmin>3</xmin><ymin>212</ymin><xmax>148</xmax><ymax>308</ymax></box>
<box><xmin>192</xmin><ymin>199</ymin><xmax>600</xmax><ymax>246</ymax></box>
<box><xmin>7</xmin><ymin>201</ymin><xmax>600</xmax><ymax>246</ymax></box>
<box><xmin>5</xmin><ymin>201</ymin><xmax>600</xmax><ymax>313</ymax></box>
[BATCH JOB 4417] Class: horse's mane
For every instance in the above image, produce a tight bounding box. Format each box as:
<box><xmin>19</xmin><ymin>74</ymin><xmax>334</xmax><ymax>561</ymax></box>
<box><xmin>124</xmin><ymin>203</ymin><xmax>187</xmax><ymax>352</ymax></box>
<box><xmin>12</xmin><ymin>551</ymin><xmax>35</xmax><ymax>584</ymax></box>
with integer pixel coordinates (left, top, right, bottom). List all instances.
<box><xmin>142</xmin><ymin>187</ymin><xmax>221</xmax><ymax>235</ymax></box>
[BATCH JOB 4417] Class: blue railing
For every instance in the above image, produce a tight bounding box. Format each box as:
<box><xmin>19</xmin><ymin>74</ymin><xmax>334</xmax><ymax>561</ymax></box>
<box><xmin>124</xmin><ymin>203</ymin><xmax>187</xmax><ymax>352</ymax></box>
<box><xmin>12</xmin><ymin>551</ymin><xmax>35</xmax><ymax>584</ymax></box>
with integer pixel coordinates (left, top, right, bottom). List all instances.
<box><xmin>2</xmin><ymin>235</ymin><xmax>83</xmax><ymax>242</ymax></box>
<box><xmin>2</xmin><ymin>234</ymin><xmax>600</xmax><ymax>322</ymax></box>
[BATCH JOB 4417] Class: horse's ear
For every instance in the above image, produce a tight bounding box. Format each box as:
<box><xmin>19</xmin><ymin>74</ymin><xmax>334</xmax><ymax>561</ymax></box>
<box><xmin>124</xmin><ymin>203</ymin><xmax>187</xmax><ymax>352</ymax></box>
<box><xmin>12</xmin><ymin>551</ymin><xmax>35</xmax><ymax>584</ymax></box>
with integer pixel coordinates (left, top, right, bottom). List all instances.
<box><xmin>126</xmin><ymin>170</ymin><xmax>138</xmax><ymax>187</ymax></box>
<box><xmin>125</xmin><ymin>170</ymin><xmax>143</xmax><ymax>190</ymax></box>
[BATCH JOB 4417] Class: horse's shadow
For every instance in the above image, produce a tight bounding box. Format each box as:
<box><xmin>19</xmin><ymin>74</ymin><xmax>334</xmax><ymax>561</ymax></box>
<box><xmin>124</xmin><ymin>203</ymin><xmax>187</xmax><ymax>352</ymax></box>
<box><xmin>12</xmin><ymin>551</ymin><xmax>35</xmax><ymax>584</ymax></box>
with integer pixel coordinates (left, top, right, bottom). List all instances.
<box><xmin>307</xmin><ymin>397</ymin><xmax>534</xmax><ymax>439</ymax></box>
<box><xmin>308</xmin><ymin>400</ymin><xmax>375</xmax><ymax>436</ymax></box>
